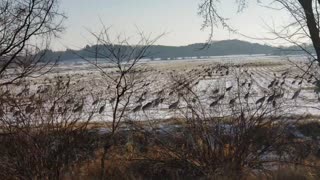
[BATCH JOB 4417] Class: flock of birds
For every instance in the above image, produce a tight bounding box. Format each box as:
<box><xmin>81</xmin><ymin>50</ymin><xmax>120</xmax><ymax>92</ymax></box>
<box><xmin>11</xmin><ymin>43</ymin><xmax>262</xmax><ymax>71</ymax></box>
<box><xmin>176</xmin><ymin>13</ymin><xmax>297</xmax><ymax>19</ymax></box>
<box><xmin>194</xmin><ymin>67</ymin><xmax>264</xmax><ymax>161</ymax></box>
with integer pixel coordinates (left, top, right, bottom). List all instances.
<box><xmin>4</xmin><ymin>62</ymin><xmax>319</xmax><ymax>118</ymax></box>
<box><xmin>123</xmin><ymin>63</ymin><xmax>320</xmax><ymax>116</ymax></box>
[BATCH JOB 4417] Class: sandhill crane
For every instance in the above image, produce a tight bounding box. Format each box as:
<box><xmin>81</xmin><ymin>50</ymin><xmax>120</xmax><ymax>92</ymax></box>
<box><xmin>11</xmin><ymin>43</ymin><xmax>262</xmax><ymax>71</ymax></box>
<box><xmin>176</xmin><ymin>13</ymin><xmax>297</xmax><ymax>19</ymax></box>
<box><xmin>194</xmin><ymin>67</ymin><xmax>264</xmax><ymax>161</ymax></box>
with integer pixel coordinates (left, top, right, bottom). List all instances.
<box><xmin>193</xmin><ymin>81</ymin><xmax>199</xmax><ymax>86</ymax></box>
<box><xmin>153</xmin><ymin>98</ymin><xmax>162</xmax><ymax>107</ymax></box>
<box><xmin>201</xmin><ymin>89</ymin><xmax>207</xmax><ymax>94</ymax></box>
<box><xmin>169</xmin><ymin>100</ymin><xmax>179</xmax><ymax>110</ymax></box>
<box><xmin>256</xmin><ymin>96</ymin><xmax>265</xmax><ymax>104</ymax></box>
<box><xmin>169</xmin><ymin>91</ymin><xmax>174</xmax><ymax>96</ymax></box>
<box><xmin>143</xmin><ymin>82</ymin><xmax>150</xmax><ymax>87</ymax></box>
<box><xmin>17</xmin><ymin>91</ymin><xmax>23</xmax><ymax>97</ymax></box>
<box><xmin>218</xmin><ymin>94</ymin><xmax>225</xmax><ymax>101</ymax></box>
<box><xmin>58</xmin><ymin>107</ymin><xmax>64</xmax><ymax>113</ymax></box>
<box><xmin>275</xmin><ymin>92</ymin><xmax>284</xmax><ymax>99</ymax></box>
<box><xmin>272</xmin><ymin>100</ymin><xmax>276</xmax><ymax>107</ymax></box>
<box><xmin>77</xmin><ymin>87</ymin><xmax>85</xmax><ymax>92</ymax></box>
<box><xmin>192</xmin><ymin>98</ymin><xmax>197</xmax><ymax>103</ymax></box>
<box><xmin>132</xmin><ymin>105</ymin><xmax>142</xmax><ymax>112</ymax></box>
<box><xmin>268</xmin><ymin>79</ymin><xmax>276</xmax><ymax>88</ymax></box>
<box><xmin>40</xmin><ymin>87</ymin><xmax>49</xmax><ymax>94</ymax></box>
<box><xmin>292</xmin><ymin>89</ymin><xmax>301</xmax><ymax>99</ymax></box>
<box><xmin>66</xmin><ymin>98</ymin><xmax>74</xmax><ymax>104</ymax></box>
<box><xmin>73</xmin><ymin>102</ymin><xmax>83</xmax><ymax>113</ymax></box>
<box><xmin>313</xmin><ymin>80</ymin><xmax>318</xmax><ymax>85</ymax></box>
<box><xmin>110</xmin><ymin>97</ymin><xmax>116</xmax><ymax>104</ymax></box>
<box><xmin>136</xmin><ymin>96</ymin><xmax>145</xmax><ymax>103</ymax></box>
<box><xmin>92</xmin><ymin>99</ymin><xmax>99</xmax><ymax>105</ymax></box>
<box><xmin>267</xmin><ymin>92</ymin><xmax>275</xmax><ymax>103</ymax></box>
<box><xmin>29</xmin><ymin>94</ymin><xmax>35</xmax><ymax>100</ymax></box>
<box><xmin>209</xmin><ymin>95</ymin><xmax>219</xmax><ymax>99</ymax></box>
<box><xmin>99</xmin><ymin>105</ymin><xmax>105</xmax><ymax>114</ymax></box>
<box><xmin>244</xmin><ymin>92</ymin><xmax>249</xmax><ymax>99</ymax></box>
<box><xmin>229</xmin><ymin>98</ymin><xmax>236</xmax><ymax>106</ymax></box>
<box><xmin>241</xmin><ymin>80</ymin><xmax>247</xmax><ymax>87</ymax></box>
<box><xmin>159</xmin><ymin>98</ymin><xmax>165</xmax><ymax>103</ymax></box>
<box><xmin>141</xmin><ymin>91</ymin><xmax>148</xmax><ymax>97</ymax></box>
<box><xmin>281</xmin><ymin>71</ymin><xmax>288</xmax><ymax>76</ymax></box>
<box><xmin>142</xmin><ymin>101</ymin><xmax>153</xmax><ymax>111</ymax></box>
<box><xmin>210</xmin><ymin>100</ymin><xmax>219</xmax><ymax>107</ymax></box>
<box><xmin>212</xmin><ymin>89</ymin><xmax>219</xmax><ymax>94</ymax></box>
<box><xmin>226</xmin><ymin>86</ymin><xmax>233</xmax><ymax>92</ymax></box>
<box><xmin>157</xmin><ymin>89</ymin><xmax>164</xmax><ymax>96</ymax></box>
<box><xmin>25</xmin><ymin>105</ymin><xmax>34</xmax><ymax>114</ymax></box>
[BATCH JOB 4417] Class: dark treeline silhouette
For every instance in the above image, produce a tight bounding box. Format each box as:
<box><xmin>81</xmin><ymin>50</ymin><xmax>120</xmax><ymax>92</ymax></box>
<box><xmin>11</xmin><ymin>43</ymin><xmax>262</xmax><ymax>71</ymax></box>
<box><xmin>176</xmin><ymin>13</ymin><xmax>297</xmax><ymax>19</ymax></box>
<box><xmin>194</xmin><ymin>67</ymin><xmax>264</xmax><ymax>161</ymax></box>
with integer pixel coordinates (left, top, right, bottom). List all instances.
<box><xmin>44</xmin><ymin>39</ymin><xmax>313</xmax><ymax>62</ymax></box>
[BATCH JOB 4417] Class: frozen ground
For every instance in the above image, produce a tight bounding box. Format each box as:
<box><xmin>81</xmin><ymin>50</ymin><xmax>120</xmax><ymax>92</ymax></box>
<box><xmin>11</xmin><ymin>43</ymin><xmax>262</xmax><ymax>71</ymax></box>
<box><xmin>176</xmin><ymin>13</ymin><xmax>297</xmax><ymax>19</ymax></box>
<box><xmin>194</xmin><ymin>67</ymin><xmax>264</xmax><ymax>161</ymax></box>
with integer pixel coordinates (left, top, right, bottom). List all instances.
<box><xmin>12</xmin><ymin>54</ymin><xmax>320</xmax><ymax>122</ymax></box>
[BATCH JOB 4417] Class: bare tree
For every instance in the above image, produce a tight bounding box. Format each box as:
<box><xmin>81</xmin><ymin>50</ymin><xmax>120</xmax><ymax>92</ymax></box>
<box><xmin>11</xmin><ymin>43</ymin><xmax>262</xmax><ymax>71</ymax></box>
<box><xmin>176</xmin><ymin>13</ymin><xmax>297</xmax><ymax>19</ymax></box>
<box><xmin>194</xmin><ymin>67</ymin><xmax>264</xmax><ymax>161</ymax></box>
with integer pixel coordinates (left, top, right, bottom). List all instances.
<box><xmin>0</xmin><ymin>75</ymin><xmax>99</xmax><ymax>179</ymax></box>
<box><xmin>77</xmin><ymin>27</ymin><xmax>163</xmax><ymax>179</ymax></box>
<box><xmin>198</xmin><ymin>0</ymin><xmax>320</xmax><ymax>63</ymax></box>
<box><xmin>0</xmin><ymin>1</ymin><xmax>100</xmax><ymax>179</ymax></box>
<box><xmin>0</xmin><ymin>0</ymin><xmax>65</xmax><ymax>86</ymax></box>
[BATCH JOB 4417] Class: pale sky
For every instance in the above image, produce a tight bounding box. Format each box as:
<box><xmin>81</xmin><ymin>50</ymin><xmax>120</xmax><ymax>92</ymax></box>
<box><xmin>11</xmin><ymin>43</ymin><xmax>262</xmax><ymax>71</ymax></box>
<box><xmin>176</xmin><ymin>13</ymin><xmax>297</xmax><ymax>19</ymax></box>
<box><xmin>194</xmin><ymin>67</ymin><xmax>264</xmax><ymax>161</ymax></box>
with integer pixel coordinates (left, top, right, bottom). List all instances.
<box><xmin>51</xmin><ymin>0</ymin><xmax>290</xmax><ymax>51</ymax></box>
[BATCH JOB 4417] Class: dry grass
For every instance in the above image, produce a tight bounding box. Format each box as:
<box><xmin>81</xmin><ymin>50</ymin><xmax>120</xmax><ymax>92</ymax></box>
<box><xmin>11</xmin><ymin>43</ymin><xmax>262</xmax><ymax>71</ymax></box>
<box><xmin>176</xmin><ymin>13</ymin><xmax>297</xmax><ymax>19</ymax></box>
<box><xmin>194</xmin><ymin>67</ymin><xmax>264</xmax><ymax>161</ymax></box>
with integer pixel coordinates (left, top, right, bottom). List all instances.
<box><xmin>63</xmin><ymin>148</ymin><xmax>320</xmax><ymax>180</ymax></box>
<box><xmin>59</xmin><ymin>121</ymin><xmax>320</xmax><ymax>180</ymax></box>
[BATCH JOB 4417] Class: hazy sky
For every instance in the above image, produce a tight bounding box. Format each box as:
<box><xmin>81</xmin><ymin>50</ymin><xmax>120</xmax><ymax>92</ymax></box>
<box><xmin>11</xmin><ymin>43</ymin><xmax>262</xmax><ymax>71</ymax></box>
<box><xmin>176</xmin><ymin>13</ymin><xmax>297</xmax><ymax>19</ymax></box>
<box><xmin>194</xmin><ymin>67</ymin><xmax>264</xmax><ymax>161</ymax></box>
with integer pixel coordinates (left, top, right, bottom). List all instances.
<box><xmin>51</xmin><ymin>0</ymin><xmax>289</xmax><ymax>51</ymax></box>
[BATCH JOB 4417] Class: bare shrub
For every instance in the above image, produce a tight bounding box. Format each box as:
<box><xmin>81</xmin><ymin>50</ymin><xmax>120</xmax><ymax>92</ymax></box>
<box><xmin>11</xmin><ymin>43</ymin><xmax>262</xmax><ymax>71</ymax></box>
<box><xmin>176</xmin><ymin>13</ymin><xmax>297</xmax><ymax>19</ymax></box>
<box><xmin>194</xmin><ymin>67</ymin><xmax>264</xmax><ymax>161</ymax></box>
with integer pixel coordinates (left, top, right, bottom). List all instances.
<box><xmin>127</xmin><ymin>65</ymin><xmax>317</xmax><ymax>178</ymax></box>
<box><xmin>0</xmin><ymin>75</ymin><xmax>99</xmax><ymax>179</ymax></box>
<box><xmin>76</xmin><ymin>26</ymin><xmax>163</xmax><ymax>179</ymax></box>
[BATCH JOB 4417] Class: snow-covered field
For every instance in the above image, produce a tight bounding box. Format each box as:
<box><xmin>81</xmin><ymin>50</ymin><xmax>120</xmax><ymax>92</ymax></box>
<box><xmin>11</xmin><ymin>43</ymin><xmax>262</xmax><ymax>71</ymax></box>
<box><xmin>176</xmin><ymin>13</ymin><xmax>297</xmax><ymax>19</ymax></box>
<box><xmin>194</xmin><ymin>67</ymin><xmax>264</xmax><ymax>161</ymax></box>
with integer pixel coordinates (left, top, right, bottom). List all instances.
<box><xmin>19</xmin><ymin>55</ymin><xmax>320</xmax><ymax>121</ymax></box>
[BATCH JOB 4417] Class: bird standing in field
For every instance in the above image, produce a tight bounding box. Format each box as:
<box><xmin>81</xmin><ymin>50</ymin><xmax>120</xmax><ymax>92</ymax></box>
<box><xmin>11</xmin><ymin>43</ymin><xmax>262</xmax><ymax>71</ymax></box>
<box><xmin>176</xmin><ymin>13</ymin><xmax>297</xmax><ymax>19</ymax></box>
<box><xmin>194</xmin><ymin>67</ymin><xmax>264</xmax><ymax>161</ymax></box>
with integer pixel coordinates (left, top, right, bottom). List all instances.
<box><xmin>210</xmin><ymin>100</ymin><xmax>219</xmax><ymax>107</ymax></box>
<box><xmin>272</xmin><ymin>100</ymin><xmax>276</xmax><ymax>108</ymax></box>
<box><xmin>212</xmin><ymin>89</ymin><xmax>219</xmax><ymax>94</ymax></box>
<box><xmin>142</xmin><ymin>101</ymin><xmax>153</xmax><ymax>111</ymax></box>
<box><xmin>153</xmin><ymin>98</ymin><xmax>161</xmax><ymax>107</ymax></box>
<box><xmin>292</xmin><ymin>89</ymin><xmax>301</xmax><ymax>100</ymax></box>
<box><xmin>169</xmin><ymin>100</ymin><xmax>179</xmax><ymax>110</ymax></box>
<box><xmin>218</xmin><ymin>94</ymin><xmax>225</xmax><ymax>101</ymax></box>
<box><xmin>256</xmin><ymin>96</ymin><xmax>265</xmax><ymax>104</ymax></box>
<box><xmin>267</xmin><ymin>92</ymin><xmax>276</xmax><ymax>103</ymax></box>
<box><xmin>244</xmin><ymin>92</ymin><xmax>249</xmax><ymax>100</ymax></box>
<box><xmin>132</xmin><ymin>104</ymin><xmax>142</xmax><ymax>112</ymax></box>
<box><xmin>226</xmin><ymin>86</ymin><xmax>233</xmax><ymax>92</ymax></box>
<box><xmin>268</xmin><ymin>79</ymin><xmax>276</xmax><ymax>88</ymax></box>
<box><xmin>229</xmin><ymin>98</ymin><xmax>236</xmax><ymax>106</ymax></box>
<box><xmin>281</xmin><ymin>71</ymin><xmax>288</xmax><ymax>76</ymax></box>
<box><xmin>73</xmin><ymin>103</ymin><xmax>83</xmax><ymax>113</ymax></box>
<box><xmin>99</xmin><ymin>104</ymin><xmax>105</xmax><ymax>114</ymax></box>
<box><xmin>241</xmin><ymin>80</ymin><xmax>247</xmax><ymax>87</ymax></box>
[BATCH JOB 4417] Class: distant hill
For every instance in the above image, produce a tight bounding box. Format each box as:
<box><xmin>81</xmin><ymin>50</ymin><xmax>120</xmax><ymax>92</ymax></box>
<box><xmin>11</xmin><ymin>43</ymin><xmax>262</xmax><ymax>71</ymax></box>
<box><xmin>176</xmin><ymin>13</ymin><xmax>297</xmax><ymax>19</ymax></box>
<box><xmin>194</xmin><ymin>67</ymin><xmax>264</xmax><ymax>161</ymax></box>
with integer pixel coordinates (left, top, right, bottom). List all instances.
<box><xmin>43</xmin><ymin>39</ymin><xmax>313</xmax><ymax>62</ymax></box>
